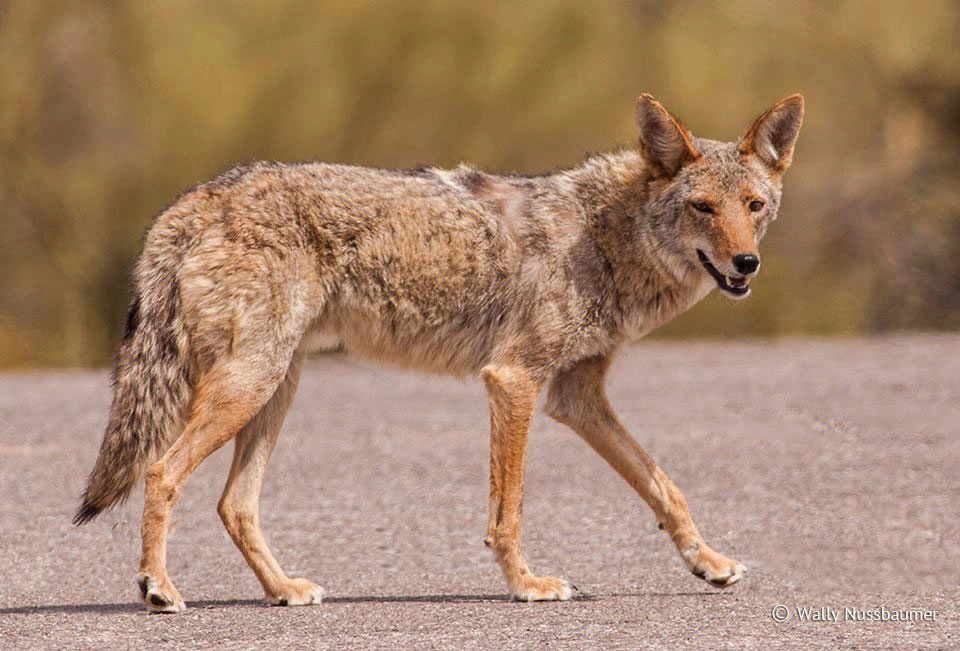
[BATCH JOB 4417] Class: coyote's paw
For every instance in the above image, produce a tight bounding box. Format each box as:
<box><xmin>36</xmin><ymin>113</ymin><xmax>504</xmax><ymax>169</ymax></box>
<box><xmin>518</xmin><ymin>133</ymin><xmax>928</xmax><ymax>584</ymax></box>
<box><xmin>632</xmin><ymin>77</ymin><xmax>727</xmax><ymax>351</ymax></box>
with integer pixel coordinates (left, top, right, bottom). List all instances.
<box><xmin>510</xmin><ymin>574</ymin><xmax>576</xmax><ymax>602</ymax></box>
<box><xmin>681</xmin><ymin>543</ymin><xmax>745</xmax><ymax>588</ymax></box>
<box><xmin>269</xmin><ymin>578</ymin><xmax>324</xmax><ymax>606</ymax></box>
<box><xmin>137</xmin><ymin>572</ymin><xmax>186</xmax><ymax>613</ymax></box>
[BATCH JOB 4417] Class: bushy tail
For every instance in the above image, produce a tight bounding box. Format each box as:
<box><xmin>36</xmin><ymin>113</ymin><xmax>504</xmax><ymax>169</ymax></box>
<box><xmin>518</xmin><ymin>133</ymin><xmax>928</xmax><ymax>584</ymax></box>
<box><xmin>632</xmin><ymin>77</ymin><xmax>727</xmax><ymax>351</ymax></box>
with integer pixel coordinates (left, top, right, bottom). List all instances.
<box><xmin>73</xmin><ymin>281</ymin><xmax>193</xmax><ymax>525</ymax></box>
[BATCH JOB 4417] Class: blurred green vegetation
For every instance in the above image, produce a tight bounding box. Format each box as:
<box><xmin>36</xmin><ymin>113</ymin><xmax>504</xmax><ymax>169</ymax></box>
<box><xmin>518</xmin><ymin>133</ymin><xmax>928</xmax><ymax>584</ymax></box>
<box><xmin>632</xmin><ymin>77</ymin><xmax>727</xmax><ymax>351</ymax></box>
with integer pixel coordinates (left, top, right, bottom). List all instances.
<box><xmin>1</xmin><ymin>1</ymin><xmax>959</xmax><ymax>367</ymax></box>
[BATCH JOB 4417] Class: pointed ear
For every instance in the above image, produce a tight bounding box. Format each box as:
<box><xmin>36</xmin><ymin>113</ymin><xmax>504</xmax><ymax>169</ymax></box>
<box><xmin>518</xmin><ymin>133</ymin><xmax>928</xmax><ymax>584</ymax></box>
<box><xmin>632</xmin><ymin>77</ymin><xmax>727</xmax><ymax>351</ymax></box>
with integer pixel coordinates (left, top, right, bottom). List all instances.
<box><xmin>739</xmin><ymin>94</ymin><xmax>804</xmax><ymax>173</ymax></box>
<box><xmin>635</xmin><ymin>94</ymin><xmax>700</xmax><ymax>178</ymax></box>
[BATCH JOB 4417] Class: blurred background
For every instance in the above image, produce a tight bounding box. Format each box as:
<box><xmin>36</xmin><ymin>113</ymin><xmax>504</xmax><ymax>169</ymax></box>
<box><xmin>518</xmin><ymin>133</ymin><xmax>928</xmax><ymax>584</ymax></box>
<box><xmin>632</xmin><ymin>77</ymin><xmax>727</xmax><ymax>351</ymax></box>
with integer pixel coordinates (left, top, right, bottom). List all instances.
<box><xmin>1</xmin><ymin>1</ymin><xmax>958</xmax><ymax>367</ymax></box>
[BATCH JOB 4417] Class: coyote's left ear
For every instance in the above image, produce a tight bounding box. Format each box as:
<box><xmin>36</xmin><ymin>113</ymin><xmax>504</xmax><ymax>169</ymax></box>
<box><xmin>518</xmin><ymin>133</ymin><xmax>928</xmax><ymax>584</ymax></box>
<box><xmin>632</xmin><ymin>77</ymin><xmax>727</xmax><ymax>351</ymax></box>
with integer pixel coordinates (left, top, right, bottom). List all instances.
<box><xmin>739</xmin><ymin>94</ymin><xmax>804</xmax><ymax>173</ymax></box>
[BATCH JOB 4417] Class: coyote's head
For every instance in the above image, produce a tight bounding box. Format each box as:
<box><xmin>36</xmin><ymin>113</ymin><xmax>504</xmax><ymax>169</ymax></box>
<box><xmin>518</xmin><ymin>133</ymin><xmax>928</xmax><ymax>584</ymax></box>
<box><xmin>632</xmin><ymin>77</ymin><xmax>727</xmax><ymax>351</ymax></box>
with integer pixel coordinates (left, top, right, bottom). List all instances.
<box><xmin>636</xmin><ymin>93</ymin><xmax>804</xmax><ymax>299</ymax></box>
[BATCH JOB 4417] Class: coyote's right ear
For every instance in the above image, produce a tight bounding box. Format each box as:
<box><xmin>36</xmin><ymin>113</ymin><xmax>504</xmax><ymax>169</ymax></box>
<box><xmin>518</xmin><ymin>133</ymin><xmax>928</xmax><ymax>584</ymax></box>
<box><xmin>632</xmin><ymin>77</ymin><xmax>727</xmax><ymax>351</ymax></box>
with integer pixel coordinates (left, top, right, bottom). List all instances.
<box><xmin>635</xmin><ymin>94</ymin><xmax>700</xmax><ymax>178</ymax></box>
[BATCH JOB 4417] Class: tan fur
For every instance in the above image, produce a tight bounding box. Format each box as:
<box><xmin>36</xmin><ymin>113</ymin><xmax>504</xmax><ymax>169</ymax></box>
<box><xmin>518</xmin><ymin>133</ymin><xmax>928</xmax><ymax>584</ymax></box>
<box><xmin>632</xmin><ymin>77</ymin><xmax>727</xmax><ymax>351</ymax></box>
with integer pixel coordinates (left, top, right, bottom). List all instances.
<box><xmin>75</xmin><ymin>94</ymin><xmax>803</xmax><ymax>611</ymax></box>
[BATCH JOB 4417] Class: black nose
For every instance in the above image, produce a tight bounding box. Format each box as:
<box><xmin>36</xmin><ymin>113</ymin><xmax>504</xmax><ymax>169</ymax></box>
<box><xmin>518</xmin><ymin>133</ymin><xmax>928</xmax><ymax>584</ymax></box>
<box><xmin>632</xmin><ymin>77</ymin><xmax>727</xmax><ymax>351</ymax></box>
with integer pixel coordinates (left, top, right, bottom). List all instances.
<box><xmin>732</xmin><ymin>253</ymin><xmax>760</xmax><ymax>274</ymax></box>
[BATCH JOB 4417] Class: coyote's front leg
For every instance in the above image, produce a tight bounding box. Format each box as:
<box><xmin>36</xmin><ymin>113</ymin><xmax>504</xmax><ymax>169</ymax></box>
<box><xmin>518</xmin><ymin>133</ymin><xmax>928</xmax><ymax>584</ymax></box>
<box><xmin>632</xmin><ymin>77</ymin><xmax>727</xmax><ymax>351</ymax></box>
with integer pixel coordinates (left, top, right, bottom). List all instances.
<box><xmin>481</xmin><ymin>364</ymin><xmax>574</xmax><ymax>601</ymax></box>
<box><xmin>545</xmin><ymin>355</ymin><xmax>744</xmax><ymax>588</ymax></box>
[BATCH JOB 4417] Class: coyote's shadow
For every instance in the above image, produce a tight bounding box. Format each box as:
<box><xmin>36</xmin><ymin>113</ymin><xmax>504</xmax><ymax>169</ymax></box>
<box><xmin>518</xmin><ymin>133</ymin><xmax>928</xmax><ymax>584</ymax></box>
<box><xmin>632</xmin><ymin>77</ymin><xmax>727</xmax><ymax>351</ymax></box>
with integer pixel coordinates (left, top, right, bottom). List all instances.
<box><xmin>0</xmin><ymin>590</ymin><xmax>728</xmax><ymax>615</ymax></box>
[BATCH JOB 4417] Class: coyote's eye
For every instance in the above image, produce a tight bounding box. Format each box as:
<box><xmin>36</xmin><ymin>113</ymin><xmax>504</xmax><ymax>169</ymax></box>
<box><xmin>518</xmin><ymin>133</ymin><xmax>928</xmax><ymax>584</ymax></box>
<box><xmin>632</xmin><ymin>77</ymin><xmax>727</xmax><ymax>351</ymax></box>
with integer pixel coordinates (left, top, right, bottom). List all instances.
<box><xmin>690</xmin><ymin>201</ymin><xmax>713</xmax><ymax>214</ymax></box>
<box><xmin>748</xmin><ymin>199</ymin><xmax>765</xmax><ymax>212</ymax></box>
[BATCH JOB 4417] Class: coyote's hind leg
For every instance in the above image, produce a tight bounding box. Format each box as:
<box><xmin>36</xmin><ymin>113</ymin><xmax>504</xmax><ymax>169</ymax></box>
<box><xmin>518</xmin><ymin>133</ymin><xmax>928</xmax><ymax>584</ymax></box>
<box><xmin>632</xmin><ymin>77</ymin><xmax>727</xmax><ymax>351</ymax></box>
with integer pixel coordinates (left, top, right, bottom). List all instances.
<box><xmin>217</xmin><ymin>351</ymin><xmax>323</xmax><ymax>606</ymax></box>
<box><xmin>137</xmin><ymin>357</ymin><xmax>295</xmax><ymax>613</ymax></box>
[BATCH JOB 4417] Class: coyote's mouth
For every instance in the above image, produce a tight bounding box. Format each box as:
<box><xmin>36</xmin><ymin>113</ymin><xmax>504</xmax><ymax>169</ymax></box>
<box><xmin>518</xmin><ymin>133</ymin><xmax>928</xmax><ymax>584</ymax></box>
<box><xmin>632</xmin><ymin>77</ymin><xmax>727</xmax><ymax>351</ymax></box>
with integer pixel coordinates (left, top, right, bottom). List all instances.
<box><xmin>697</xmin><ymin>250</ymin><xmax>750</xmax><ymax>297</ymax></box>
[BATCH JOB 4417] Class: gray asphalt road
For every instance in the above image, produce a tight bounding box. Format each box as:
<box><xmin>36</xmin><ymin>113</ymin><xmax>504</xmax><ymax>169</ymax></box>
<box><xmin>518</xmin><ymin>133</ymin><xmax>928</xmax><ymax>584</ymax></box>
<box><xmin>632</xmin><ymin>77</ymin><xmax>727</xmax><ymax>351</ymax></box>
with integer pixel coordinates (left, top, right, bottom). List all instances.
<box><xmin>1</xmin><ymin>336</ymin><xmax>958</xmax><ymax>649</ymax></box>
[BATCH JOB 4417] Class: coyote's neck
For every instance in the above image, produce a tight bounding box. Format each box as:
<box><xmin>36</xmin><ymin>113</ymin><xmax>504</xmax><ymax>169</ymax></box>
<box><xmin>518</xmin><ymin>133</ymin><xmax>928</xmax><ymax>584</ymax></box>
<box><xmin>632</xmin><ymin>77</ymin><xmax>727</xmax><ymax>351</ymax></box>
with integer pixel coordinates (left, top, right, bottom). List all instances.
<box><xmin>555</xmin><ymin>150</ymin><xmax>713</xmax><ymax>339</ymax></box>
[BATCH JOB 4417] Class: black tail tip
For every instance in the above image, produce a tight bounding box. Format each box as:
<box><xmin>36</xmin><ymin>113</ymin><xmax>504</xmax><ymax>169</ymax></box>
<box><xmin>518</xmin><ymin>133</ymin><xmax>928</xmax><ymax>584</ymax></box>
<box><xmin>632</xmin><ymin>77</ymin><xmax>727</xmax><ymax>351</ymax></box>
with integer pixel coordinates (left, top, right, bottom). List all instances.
<box><xmin>73</xmin><ymin>502</ymin><xmax>102</xmax><ymax>525</ymax></box>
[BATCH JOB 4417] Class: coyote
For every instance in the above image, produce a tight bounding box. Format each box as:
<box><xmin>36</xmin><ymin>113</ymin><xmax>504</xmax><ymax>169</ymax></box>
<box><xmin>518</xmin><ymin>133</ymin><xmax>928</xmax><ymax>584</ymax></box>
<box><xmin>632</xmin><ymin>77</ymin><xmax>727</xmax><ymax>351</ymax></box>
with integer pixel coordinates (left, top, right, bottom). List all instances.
<box><xmin>75</xmin><ymin>93</ymin><xmax>803</xmax><ymax>612</ymax></box>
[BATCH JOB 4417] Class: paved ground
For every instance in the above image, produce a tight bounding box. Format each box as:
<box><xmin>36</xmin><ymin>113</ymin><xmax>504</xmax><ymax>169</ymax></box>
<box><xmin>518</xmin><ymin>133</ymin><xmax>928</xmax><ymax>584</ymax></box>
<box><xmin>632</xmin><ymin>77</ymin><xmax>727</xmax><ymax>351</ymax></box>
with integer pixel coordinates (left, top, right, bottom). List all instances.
<box><xmin>0</xmin><ymin>335</ymin><xmax>958</xmax><ymax>649</ymax></box>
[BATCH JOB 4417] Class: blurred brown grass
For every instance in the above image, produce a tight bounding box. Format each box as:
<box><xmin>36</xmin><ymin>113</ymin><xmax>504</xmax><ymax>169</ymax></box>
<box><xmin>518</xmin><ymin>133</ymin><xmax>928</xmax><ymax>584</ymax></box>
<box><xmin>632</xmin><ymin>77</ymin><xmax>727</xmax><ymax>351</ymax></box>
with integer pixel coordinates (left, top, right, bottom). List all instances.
<box><xmin>1</xmin><ymin>1</ymin><xmax>959</xmax><ymax>367</ymax></box>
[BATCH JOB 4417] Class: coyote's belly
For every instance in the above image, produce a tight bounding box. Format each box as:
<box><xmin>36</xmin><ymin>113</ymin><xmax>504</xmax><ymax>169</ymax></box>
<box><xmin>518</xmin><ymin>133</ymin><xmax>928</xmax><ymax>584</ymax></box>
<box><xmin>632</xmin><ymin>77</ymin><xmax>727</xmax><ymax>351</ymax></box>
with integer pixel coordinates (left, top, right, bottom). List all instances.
<box><xmin>315</xmin><ymin>302</ymin><xmax>505</xmax><ymax>375</ymax></box>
